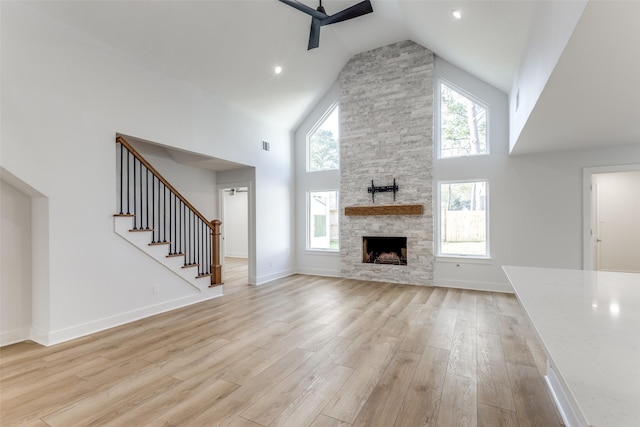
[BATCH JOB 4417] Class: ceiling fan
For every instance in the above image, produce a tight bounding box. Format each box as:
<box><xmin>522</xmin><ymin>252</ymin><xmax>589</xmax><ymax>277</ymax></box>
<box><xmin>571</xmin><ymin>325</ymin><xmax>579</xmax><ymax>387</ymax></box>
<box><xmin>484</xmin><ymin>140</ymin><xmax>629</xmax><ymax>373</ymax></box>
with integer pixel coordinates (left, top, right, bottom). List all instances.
<box><xmin>278</xmin><ymin>0</ymin><xmax>374</xmax><ymax>50</ymax></box>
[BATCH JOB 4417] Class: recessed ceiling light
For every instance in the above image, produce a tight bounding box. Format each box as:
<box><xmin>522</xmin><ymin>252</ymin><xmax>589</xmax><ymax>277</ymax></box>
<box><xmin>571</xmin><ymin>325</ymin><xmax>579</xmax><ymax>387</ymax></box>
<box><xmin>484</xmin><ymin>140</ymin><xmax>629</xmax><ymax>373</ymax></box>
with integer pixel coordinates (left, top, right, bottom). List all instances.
<box><xmin>452</xmin><ymin>9</ymin><xmax>462</xmax><ymax>20</ymax></box>
<box><xmin>274</xmin><ymin>66</ymin><xmax>283</xmax><ymax>75</ymax></box>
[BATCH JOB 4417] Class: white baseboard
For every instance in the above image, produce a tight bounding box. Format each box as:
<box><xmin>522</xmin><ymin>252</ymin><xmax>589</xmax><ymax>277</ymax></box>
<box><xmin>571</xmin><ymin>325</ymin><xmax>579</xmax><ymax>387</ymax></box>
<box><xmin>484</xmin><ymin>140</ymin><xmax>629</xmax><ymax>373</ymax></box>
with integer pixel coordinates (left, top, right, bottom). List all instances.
<box><xmin>225</xmin><ymin>253</ymin><xmax>248</xmax><ymax>259</ymax></box>
<box><xmin>545</xmin><ymin>362</ymin><xmax>588</xmax><ymax>427</ymax></box>
<box><xmin>295</xmin><ymin>267</ymin><xmax>341</xmax><ymax>277</ymax></box>
<box><xmin>0</xmin><ymin>327</ymin><xmax>30</xmax><ymax>347</ymax></box>
<box><xmin>44</xmin><ymin>286</ymin><xmax>223</xmax><ymax>346</ymax></box>
<box><xmin>432</xmin><ymin>278</ymin><xmax>513</xmax><ymax>293</ymax></box>
<box><xmin>255</xmin><ymin>269</ymin><xmax>296</xmax><ymax>286</ymax></box>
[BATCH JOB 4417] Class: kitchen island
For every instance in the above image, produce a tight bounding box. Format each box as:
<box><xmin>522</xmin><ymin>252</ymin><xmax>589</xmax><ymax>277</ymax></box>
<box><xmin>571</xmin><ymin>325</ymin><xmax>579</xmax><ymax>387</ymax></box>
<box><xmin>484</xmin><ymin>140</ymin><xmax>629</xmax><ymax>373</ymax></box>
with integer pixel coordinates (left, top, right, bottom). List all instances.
<box><xmin>503</xmin><ymin>266</ymin><xmax>640</xmax><ymax>427</ymax></box>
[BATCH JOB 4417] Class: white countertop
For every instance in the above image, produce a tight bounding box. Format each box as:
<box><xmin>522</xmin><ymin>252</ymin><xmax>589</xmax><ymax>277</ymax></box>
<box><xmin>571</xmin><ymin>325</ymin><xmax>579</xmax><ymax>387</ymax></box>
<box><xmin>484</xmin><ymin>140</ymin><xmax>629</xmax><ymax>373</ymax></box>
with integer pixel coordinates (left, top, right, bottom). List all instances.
<box><xmin>503</xmin><ymin>266</ymin><xmax>640</xmax><ymax>427</ymax></box>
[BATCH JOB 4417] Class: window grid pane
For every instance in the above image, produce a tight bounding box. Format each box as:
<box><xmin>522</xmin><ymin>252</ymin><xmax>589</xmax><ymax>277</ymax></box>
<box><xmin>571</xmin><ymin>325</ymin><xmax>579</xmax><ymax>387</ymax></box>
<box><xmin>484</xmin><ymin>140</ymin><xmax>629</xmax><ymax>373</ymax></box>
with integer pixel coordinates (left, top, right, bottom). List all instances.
<box><xmin>440</xmin><ymin>181</ymin><xmax>487</xmax><ymax>256</ymax></box>
<box><xmin>308</xmin><ymin>190</ymin><xmax>339</xmax><ymax>250</ymax></box>
<box><xmin>440</xmin><ymin>83</ymin><xmax>487</xmax><ymax>158</ymax></box>
<box><xmin>308</xmin><ymin>106</ymin><xmax>339</xmax><ymax>171</ymax></box>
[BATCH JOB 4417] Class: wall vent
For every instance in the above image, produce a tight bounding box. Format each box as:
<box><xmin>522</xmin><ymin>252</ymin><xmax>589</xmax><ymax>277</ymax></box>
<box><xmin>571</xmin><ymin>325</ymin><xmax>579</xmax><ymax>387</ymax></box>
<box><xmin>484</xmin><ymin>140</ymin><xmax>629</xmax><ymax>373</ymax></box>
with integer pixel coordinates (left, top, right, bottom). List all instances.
<box><xmin>261</xmin><ymin>140</ymin><xmax>270</xmax><ymax>152</ymax></box>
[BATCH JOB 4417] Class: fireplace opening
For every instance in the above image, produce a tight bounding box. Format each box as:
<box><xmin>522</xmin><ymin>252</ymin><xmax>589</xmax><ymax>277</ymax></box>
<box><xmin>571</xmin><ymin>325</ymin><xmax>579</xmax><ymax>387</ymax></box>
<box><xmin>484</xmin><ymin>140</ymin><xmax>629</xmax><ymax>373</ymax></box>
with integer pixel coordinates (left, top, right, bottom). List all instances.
<box><xmin>362</xmin><ymin>236</ymin><xmax>407</xmax><ymax>265</ymax></box>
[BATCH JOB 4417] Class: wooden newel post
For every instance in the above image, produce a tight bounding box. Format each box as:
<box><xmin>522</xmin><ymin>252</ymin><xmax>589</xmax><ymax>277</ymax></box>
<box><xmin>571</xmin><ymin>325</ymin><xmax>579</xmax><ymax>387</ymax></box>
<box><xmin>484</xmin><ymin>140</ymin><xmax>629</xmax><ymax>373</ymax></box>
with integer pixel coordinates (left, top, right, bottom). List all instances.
<box><xmin>210</xmin><ymin>220</ymin><xmax>223</xmax><ymax>286</ymax></box>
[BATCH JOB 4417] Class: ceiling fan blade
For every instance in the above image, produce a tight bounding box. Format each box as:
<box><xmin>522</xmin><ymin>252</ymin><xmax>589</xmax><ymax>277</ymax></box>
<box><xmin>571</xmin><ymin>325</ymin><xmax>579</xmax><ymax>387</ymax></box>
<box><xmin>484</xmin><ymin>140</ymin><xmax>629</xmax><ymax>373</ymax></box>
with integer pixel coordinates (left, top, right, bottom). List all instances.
<box><xmin>308</xmin><ymin>17</ymin><xmax>321</xmax><ymax>50</ymax></box>
<box><xmin>278</xmin><ymin>0</ymin><xmax>327</xmax><ymax>20</ymax></box>
<box><xmin>321</xmin><ymin>0</ymin><xmax>373</xmax><ymax>26</ymax></box>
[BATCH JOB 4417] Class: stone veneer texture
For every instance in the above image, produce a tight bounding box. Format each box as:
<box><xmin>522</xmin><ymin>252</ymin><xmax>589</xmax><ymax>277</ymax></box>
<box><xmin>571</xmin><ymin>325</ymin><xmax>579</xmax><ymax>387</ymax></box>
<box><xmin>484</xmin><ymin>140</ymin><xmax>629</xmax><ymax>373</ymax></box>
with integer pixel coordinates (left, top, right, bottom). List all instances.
<box><xmin>339</xmin><ymin>40</ymin><xmax>434</xmax><ymax>285</ymax></box>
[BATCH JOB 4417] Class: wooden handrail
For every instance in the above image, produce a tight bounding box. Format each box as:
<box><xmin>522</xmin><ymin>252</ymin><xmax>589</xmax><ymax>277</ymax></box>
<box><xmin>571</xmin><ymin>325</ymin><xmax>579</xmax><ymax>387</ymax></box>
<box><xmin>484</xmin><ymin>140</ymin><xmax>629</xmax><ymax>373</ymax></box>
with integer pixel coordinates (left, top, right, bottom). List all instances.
<box><xmin>116</xmin><ymin>136</ymin><xmax>215</xmax><ymax>232</ymax></box>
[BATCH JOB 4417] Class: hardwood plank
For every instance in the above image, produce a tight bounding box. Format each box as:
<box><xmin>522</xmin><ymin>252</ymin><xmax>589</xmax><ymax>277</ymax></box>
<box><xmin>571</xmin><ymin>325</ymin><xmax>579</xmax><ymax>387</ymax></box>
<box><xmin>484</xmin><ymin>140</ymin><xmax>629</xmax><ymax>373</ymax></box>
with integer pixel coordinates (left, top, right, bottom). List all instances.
<box><xmin>240</xmin><ymin>337</ymin><xmax>353</xmax><ymax>426</ymax></box>
<box><xmin>507</xmin><ymin>362</ymin><xmax>563</xmax><ymax>427</ymax></box>
<box><xmin>394</xmin><ymin>346</ymin><xmax>449</xmax><ymax>427</ymax></box>
<box><xmin>497</xmin><ymin>315</ymin><xmax>537</xmax><ymax>367</ymax></box>
<box><xmin>456</xmin><ymin>290</ymin><xmax>477</xmax><ymax>322</ymax></box>
<box><xmin>352</xmin><ymin>350</ymin><xmax>421</xmax><ymax>427</ymax></box>
<box><xmin>310</xmin><ymin>414</ymin><xmax>353</xmax><ymax>427</ymax></box>
<box><xmin>477</xmin><ymin>332</ymin><xmax>516</xmax><ymax>411</ymax></box>
<box><xmin>322</xmin><ymin>337</ymin><xmax>398</xmax><ymax>423</ymax></box>
<box><xmin>447</xmin><ymin>318</ymin><xmax>477</xmax><ymax>379</ymax></box>
<box><xmin>426</xmin><ymin>308</ymin><xmax>457</xmax><ymax>350</ymax></box>
<box><xmin>269</xmin><ymin>364</ymin><xmax>354</xmax><ymax>427</ymax></box>
<box><xmin>435</xmin><ymin>374</ymin><xmax>477</xmax><ymax>427</ymax></box>
<box><xmin>478</xmin><ymin>403</ymin><xmax>520</xmax><ymax>427</ymax></box>
<box><xmin>186</xmin><ymin>348</ymin><xmax>314</xmax><ymax>426</ymax></box>
<box><xmin>225</xmin><ymin>416</ymin><xmax>264</xmax><ymax>427</ymax></box>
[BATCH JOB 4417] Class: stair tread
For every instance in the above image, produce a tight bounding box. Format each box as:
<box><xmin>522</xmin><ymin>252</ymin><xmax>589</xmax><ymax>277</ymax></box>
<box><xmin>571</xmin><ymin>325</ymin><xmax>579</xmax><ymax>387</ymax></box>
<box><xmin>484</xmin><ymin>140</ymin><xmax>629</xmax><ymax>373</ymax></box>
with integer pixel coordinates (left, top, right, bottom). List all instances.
<box><xmin>114</xmin><ymin>213</ymin><xmax>135</xmax><ymax>217</ymax></box>
<box><xmin>196</xmin><ymin>273</ymin><xmax>213</xmax><ymax>278</ymax></box>
<box><xmin>166</xmin><ymin>253</ymin><xmax>185</xmax><ymax>258</ymax></box>
<box><xmin>130</xmin><ymin>228</ymin><xmax>153</xmax><ymax>232</ymax></box>
<box><xmin>182</xmin><ymin>264</ymin><xmax>200</xmax><ymax>269</ymax></box>
<box><xmin>149</xmin><ymin>241</ymin><xmax>171</xmax><ymax>246</ymax></box>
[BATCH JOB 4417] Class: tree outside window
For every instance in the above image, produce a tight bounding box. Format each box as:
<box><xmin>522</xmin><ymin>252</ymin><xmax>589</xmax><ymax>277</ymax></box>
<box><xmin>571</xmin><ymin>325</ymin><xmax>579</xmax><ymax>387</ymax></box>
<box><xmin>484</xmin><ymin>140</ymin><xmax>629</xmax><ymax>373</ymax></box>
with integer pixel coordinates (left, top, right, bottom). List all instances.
<box><xmin>440</xmin><ymin>82</ymin><xmax>487</xmax><ymax>158</ymax></box>
<box><xmin>308</xmin><ymin>105</ymin><xmax>339</xmax><ymax>171</ymax></box>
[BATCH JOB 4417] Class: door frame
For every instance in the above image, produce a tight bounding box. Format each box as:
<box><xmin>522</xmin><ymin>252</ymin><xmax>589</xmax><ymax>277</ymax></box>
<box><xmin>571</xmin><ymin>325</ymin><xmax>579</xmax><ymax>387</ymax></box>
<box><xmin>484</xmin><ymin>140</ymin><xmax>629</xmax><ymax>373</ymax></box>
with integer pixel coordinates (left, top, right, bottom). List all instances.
<box><xmin>582</xmin><ymin>163</ymin><xmax>640</xmax><ymax>270</ymax></box>
<box><xmin>218</xmin><ymin>180</ymin><xmax>254</xmax><ymax>282</ymax></box>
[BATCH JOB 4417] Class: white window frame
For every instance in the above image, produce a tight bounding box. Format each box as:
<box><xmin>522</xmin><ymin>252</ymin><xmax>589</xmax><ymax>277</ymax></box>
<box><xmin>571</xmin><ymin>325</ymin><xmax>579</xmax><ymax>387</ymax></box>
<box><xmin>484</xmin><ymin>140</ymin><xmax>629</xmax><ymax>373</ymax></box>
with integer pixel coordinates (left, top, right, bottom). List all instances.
<box><xmin>436</xmin><ymin>179</ymin><xmax>490</xmax><ymax>259</ymax></box>
<box><xmin>435</xmin><ymin>78</ymin><xmax>490</xmax><ymax>160</ymax></box>
<box><xmin>306</xmin><ymin>189</ymin><xmax>339</xmax><ymax>252</ymax></box>
<box><xmin>306</xmin><ymin>102</ymin><xmax>340</xmax><ymax>172</ymax></box>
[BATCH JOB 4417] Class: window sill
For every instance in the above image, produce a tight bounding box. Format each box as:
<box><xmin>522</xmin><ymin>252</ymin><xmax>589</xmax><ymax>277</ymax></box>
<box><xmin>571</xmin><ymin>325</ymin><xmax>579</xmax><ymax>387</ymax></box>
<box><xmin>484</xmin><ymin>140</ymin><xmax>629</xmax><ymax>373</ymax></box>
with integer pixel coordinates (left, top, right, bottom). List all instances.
<box><xmin>436</xmin><ymin>255</ymin><xmax>492</xmax><ymax>265</ymax></box>
<box><xmin>305</xmin><ymin>249</ymin><xmax>340</xmax><ymax>256</ymax></box>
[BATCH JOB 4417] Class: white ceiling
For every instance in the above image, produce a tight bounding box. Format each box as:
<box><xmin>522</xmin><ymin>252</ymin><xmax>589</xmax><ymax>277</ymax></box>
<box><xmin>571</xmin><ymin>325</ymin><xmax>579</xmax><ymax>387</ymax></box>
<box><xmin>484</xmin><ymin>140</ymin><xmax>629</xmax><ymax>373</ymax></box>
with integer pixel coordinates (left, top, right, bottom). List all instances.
<box><xmin>27</xmin><ymin>0</ymin><xmax>640</xmax><ymax>157</ymax></box>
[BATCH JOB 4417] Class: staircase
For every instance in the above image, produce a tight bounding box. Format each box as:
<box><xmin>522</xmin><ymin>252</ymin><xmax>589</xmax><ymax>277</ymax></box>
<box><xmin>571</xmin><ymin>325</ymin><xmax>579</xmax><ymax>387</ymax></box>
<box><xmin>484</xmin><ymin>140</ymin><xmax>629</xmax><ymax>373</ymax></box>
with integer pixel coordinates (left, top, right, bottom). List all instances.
<box><xmin>113</xmin><ymin>136</ymin><xmax>223</xmax><ymax>293</ymax></box>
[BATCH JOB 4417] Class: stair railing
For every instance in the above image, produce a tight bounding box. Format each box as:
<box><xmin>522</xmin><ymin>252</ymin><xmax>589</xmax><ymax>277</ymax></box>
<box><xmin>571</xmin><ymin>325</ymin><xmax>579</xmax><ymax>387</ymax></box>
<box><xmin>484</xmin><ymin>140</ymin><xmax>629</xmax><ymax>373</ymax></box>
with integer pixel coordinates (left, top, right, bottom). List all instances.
<box><xmin>115</xmin><ymin>136</ymin><xmax>222</xmax><ymax>286</ymax></box>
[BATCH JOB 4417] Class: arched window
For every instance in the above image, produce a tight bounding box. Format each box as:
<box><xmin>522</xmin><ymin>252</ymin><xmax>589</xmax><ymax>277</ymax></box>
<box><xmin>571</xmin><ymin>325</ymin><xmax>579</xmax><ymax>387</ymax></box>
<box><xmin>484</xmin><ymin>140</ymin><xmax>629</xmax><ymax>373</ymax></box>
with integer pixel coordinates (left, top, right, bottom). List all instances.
<box><xmin>307</xmin><ymin>104</ymin><xmax>339</xmax><ymax>171</ymax></box>
<box><xmin>438</xmin><ymin>81</ymin><xmax>488</xmax><ymax>158</ymax></box>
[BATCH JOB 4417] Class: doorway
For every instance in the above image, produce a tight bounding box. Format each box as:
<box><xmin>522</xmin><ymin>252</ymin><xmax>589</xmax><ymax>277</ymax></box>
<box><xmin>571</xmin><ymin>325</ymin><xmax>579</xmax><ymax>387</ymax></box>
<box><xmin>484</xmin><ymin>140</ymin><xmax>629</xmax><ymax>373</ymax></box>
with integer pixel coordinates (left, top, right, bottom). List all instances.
<box><xmin>583</xmin><ymin>165</ymin><xmax>640</xmax><ymax>272</ymax></box>
<box><xmin>219</xmin><ymin>183</ymin><xmax>250</xmax><ymax>287</ymax></box>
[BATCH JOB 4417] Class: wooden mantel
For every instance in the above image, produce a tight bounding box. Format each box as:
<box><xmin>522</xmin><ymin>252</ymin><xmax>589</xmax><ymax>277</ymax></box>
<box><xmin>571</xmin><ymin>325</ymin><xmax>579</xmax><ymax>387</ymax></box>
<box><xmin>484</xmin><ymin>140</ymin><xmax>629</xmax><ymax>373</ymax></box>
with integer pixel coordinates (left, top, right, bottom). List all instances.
<box><xmin>345</xmin><ymin>204</ymin><xmax>423</xmax><ymax>216</ymax></box>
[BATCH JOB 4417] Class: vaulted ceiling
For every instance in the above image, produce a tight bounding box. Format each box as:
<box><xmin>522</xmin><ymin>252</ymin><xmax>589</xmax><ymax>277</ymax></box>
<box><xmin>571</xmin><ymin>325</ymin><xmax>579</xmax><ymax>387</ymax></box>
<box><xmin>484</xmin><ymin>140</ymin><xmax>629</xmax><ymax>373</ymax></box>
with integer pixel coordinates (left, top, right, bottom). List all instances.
<box><xmin>27</xmin><ymin>1</ymin><xmax>640</xmax><ymax>156</ymax></box>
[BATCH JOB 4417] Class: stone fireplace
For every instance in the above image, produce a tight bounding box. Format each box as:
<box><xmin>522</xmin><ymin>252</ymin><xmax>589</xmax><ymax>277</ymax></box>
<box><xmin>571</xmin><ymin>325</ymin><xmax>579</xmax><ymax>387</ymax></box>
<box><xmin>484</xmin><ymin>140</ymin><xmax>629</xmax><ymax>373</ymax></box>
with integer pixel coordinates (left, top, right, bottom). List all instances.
<box><xmin>339</xmin><ymin>40</ymin><xmax>434</xmax><ymax>286</ymax></box>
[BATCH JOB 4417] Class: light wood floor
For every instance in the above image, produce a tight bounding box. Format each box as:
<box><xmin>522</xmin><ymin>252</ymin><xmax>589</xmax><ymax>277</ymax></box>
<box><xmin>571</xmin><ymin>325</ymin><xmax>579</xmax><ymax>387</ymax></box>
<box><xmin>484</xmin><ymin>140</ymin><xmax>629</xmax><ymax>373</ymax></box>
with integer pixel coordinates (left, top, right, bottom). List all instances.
<box><xmin>0</xmin><ymin>260</ymin><xmax>563</xmax><ymax>426</ymax></box>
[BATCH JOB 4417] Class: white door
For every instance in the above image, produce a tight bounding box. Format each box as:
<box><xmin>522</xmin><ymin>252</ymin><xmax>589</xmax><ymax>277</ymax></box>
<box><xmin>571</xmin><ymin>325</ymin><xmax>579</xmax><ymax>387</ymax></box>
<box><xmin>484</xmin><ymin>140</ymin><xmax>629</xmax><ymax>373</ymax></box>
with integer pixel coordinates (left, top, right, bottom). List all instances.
<box><xmin>593</xmin><ymin>171</ymin><xmax>640</xmax><ymax>273</ymax></box>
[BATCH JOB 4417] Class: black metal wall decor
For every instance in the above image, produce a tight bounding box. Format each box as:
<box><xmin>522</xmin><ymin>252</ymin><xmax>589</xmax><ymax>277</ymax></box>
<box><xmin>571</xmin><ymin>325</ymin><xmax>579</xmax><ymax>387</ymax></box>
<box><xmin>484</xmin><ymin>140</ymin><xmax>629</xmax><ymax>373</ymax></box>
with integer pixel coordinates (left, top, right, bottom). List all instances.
<box><xmin>368</xmin><ymin>178</ymin><xmax>398</xmax><ymax>202</ymax></box>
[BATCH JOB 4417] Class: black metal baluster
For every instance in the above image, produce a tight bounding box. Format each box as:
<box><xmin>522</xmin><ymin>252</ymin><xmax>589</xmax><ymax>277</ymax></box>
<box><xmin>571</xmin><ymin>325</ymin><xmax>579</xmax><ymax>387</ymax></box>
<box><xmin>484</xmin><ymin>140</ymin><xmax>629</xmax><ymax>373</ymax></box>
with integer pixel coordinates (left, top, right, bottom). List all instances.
<box><xmin>119</xmin><ymin>144</ymin><xmax>124</xmax><ymax>214</ymax></box>
<box><xmin>192</xmin><ymin>212</ymin><xmax>196</xmax><ymax>265</ymax></box>
<box><xmin>168</xmin><ymin>191</ymin><xmax>173</xmax><ymax>253</ymax></box>
<box><xmin>173</xmin><ymin>195</ymin><xmax>177</xmax><ymax>255</ymax></box>
<box><xmin>127</xmin><ymin>149</ymin><xmax>131</xmax><ymax>215</ymax></box>
<box><xmin>157</xmin><ymin>179</ymin><xmax>162</xmax><ymax>243</ymax></box>
<box><xmin>198</xmin><ymin>221</ymin><xmax>202</xmax><ymax>275</ymax></box>
<box><xmin>132</xmin><ymin>157</ymin><xmax>138</xmax><ymax>229</ymax></box>
<box><xmin>151</xmin><ymin>175</ymin><xmax>156</xmax><ymax>243</ymax></box>
<box><xmin>139</xmin><ymin>161</ymin><xmax>143</xmax><ymax>229</ymax></box>
<box><xmin>163</xmin><ymin>185</ymin><xmax>167</xmax><ymax>242</ymax></box>
<box><xmin>187</xmin><ymin>210</ymin><xmax>192</xmax><ymax>264</ymax></box>
<box><xmin>178</xmin><ymin>201</ymin><xmax>182</xmax><ymax>255</ymax></box>
<box><xmin>145</xmin><ymin>169</ymin><xmax>149</xmax><ymax>229</ymax></box>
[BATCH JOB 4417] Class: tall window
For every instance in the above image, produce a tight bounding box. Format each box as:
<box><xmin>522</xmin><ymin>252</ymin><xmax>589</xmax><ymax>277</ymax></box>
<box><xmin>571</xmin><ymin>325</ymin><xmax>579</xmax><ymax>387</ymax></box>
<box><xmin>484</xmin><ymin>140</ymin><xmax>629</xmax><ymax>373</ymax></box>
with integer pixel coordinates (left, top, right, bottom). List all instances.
<box><xmin>308</xmin><ymin>190</ymin><xmax>339</xmax><ymax>250</ymax></box>
<box><xmin>439</xmin><ymin>81</ymin><xmax>488</xmax><ymax>158</ymax></box>
<box><xmin>307</xmin><ymin>105</ymin><xmax>339</xmax><ymax>171</ymax></box>
<box><xmin>439</xmin><ymin>181</ymin><xmax>488</xmax><ymax>257</ymax></box>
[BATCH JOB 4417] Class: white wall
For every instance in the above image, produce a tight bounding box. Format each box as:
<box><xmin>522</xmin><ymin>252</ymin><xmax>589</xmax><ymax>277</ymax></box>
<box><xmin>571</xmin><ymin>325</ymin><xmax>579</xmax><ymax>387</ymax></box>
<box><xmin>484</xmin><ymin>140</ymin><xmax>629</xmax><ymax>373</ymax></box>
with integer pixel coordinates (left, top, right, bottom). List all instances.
<box><xmin>0</xmin><ymin>180</ymin><xmax>32</xmax><ymax>345</ymax></box>
<box><xmin>222</xmin><ymin>189</ymin><xmax>249</xmax><ymax>258</ymax></box>
<box><xmin>127</xmin><ymin>139</ymin><xmax>218</xmax><ymax>220</ymax></box>
<box><xmin>509</xmin><ymin>0</ymin><xmax>586</xmax><ymax>151</ymax></box>
<box><xmin>1</xmin><ymin>3</ymin><xmax>293</xmax><ymax>344</ymax></box>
